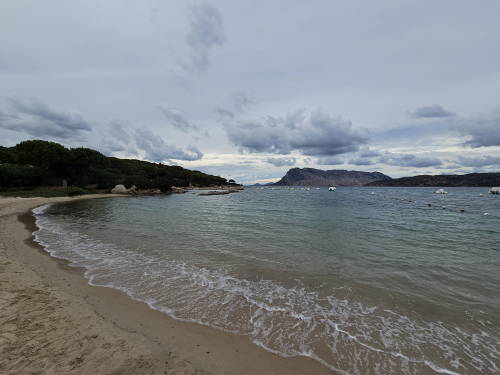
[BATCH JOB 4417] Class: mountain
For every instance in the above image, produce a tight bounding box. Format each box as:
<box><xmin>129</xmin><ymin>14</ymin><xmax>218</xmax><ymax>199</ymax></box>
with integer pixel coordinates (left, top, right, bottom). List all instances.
<box><xmin>365</xmin><ymin>172</ymin><xmax>500</xmax><ymax>187</ymax></box>
<box><xmin>273</xmin><ymin>168</ymin><xmax>391</xmax><ymax>186</ymax></box>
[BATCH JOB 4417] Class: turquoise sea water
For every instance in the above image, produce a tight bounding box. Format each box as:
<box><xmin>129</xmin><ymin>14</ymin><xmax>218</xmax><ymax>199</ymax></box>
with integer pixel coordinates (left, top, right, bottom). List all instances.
<box><xmin>33</xmin><ymin>187</ymin><xmax>500</xmax><ymax>375</ymax></box>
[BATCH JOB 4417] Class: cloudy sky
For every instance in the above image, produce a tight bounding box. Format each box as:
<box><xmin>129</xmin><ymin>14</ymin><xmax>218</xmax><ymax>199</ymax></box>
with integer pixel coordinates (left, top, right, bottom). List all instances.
<box><xmin>1</xmin><ymin>0</ymin><xmax>500</xmax><ymax>183</ymax></box>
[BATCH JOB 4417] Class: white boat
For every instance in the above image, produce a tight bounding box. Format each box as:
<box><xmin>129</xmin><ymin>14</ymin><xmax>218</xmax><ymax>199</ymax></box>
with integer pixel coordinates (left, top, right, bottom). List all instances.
<box><xmin>328</xmin><ymin>186</ymin><xmax>336</xmax><ymax>191</ymax></box>
<box><xmin>434</xmin><ymin>188</ymin><xmax>448</xmax><ymax>194</ymax></box>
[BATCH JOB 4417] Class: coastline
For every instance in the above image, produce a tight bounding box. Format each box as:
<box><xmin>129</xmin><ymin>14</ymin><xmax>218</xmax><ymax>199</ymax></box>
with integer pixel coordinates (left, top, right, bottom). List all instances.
<box><xmin>0</xmin><ymin>195</ymin><xmax>333</xmax><ymax>375</ymax></box>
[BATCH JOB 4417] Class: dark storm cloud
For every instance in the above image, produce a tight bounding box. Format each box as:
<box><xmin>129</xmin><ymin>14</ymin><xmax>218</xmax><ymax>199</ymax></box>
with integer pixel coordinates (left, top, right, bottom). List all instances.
<box><xmin>457</xmin><ymin>114</ymin><xmax>500</xmax><ymax>148</ymax></box>
<box><xmin>101</xmin><ymin>121</ymin><xmax>202</xmax><ymax>162</ymax></box>
<box><xmin>409</xmin><ymin>105</ymin><xmax>455</xmax><ymax>118</ymax></box>
<box><xmin>183</xmin><ymin>3</ymin><xmax>226</xmax><ymax>72</ymax></box>
<box><xmin>0</xmin><ymin>97</ymin><xmax>92</xmax><ymax>140</ymax></box>
<box><xmin>157</xmin><ymin>106</ymin><xmax>200</xmax><ymax>133</ymax></box>
<box><xmin>224</xmin><ymin>109</ymin><xmax>366</xmax><ymax>157</ymax></box>
<box><xmin>378</xmin><ymin>152</ymin><xmax>442</xmax><ymax>167</ymax></box>
<box><xmin>266</xmin><ymin>156</ymin><xmax>296</xmax><ymax>167</ymax></box>
<box><xmin>456</xmin><ymin>155</ymin><xmax>500</xmax><ymax>168</ymax></box>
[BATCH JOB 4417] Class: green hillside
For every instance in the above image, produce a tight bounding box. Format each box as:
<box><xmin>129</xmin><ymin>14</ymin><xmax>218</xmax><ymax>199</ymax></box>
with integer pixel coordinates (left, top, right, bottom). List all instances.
<box><xmin>0</xmin><ymin>140</ymin><xmax>226</xmax><ymax>194</ymax></box>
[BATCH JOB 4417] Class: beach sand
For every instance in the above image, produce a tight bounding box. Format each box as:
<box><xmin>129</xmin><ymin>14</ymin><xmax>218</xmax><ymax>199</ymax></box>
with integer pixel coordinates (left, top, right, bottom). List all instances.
<box><xmin>0</xmin><ymin>195</ymin><xmax>333</xmax><ymax>375</ymax></box>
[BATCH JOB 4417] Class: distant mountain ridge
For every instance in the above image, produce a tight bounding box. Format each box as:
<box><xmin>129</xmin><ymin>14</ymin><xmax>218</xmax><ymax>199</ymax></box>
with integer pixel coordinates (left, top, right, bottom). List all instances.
<box><xmin>366</xmin><ymin>172</ymin><xmax>500</xmax><ymax>187</ymax></box>
<box><xmin>273</xmin><ymin>168</ymin><xmax>391</xmax><ymax>186</ymax></box>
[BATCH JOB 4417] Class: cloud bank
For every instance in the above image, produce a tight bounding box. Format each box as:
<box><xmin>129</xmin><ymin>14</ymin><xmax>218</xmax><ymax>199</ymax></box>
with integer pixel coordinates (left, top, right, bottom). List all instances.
<box><xmin>0</xmin><ymin>97</ymin><xmax>92</xmax><ymax>141</ymax></box>
<box><xmin>101</xmin><ymin>121</ymin><xmax>203</xmax><ymax>162</ymax></box>
<box><xmin>378</xmin><ymin>152</ymin><xmax>442</xmax><ymax>168</ymax></box>
<box><xmin>458</xmin><ymin>114</ymin><xmax>500</xmax><ymax>148</ymax></box>
<box><xmin>224</xmin><ymin>109</ymin><xmax>366</xmax><ymax>157</ymax></box>
<box><xmin>410</xmin><ymin>105</ymin><xmax>455</xmax><ymax>118</ymax></box>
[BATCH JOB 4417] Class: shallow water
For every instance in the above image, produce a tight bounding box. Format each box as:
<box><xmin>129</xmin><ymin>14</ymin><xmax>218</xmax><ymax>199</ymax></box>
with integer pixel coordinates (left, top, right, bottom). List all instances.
<box><xmin>33</xmin><ymin>187</ymin><xmax>500</xmax><ymax>374</ymax></box>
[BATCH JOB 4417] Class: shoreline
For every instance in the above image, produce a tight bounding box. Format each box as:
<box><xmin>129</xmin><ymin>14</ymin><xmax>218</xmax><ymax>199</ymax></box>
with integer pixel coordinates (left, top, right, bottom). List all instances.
<box><xmin>0</xmin><ymin>195</ymin><xmax>334</xmax><ymax>375</ymax></box>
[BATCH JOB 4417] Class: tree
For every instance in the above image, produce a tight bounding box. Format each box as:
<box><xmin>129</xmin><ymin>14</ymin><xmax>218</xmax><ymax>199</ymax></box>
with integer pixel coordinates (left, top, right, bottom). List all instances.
<box><xmin>14</xmin><ymin>140</ymin><xmax>70</xmax><ymax>178</ymax></box>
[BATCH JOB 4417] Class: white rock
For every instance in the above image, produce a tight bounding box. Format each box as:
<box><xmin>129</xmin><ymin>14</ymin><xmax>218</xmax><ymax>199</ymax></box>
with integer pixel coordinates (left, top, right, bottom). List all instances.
<box><xmin>489</xmin><ymin>187</ymin><xmax>500</xmax><ymax>195</ymax></box>
<box><xmin>111</xmin><ymin>184</ymin><xmax>128</xmax><ymax>194</ymax></box>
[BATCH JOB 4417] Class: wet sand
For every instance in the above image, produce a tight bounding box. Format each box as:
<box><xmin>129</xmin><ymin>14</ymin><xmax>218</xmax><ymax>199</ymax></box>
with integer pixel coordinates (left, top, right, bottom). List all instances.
<box><xmin>0</xmin><ymin>195</ymin><xmax>334</xmax><ymax>375</ymax></box>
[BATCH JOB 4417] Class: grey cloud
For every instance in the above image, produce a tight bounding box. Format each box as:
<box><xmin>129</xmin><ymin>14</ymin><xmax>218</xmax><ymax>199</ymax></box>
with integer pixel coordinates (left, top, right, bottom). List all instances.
<box><xmin>458</xmin><ymin>115</ymin><xmax>500</xmax><ymax>148</ymax></box>
<box><xmin>134</xmin><ymin>128</ymin><xmax>203</xmax><ymax>161</ymax></box>
<box><xmin>233</xmin><ymin>93</ymin><xmax>253</xmax><ymax>112</ymax></box>
<box><xmin>344</xmin><ymin>147</ymin><xmax>380</xmax><ymax>165</ymax></box>
<box><xmin>349</xmin><ymin>157</ymin><xmax>374</xmax><ymax>166</ymax></box>
<box><xmin>157</xmin><ymin>106</ymin><xmax>200</xmax><ymax>133</ymax></box>
<box><xmin>410</xmin><ymin>105</ymin><xmax>455</xmax><ymax>118</ymax></box>
<box><xmin>108</xmin><ymin>120</ymin><xmax>131</xmax><ymax>144</ymax></box>
<box><xmin>378</xmin><ymin>152</ymin><xmax>442</xmax><ymax>167</ymax></box>
<box><xmin>100</xmin><ymin>121</ymin><xmax>202</xmax><ymax>162</ymax></box>
<box><xmin>316</xmin><ymin>156</ymin><xmax>345</xmax><ymax>165</ymax></box>
<box><xmin>214</xmin><ymin>107</ymin><xmax>235</xmax><ymax>121</ymax></box>
<box><xmin>359</xmin><ymin>147</ymin><xmax>381</xmax><ymax>158</ymax></box>
<box><xmin>213</xmin><ymin>92</ymin><xmax>252</xmax><ymax>123</ymax></box>
<box><xmin>456</xmin><ymin>155</ymin><xmax>500</xmax><ymax>168</ymax></box>
<box><xmin>183</xmin><ymin>3</ymin><xmax>225</xmax><ymax>72</ymax></box>
<box><xmin>224</xmin><ymin>109</ymin><xmax>366</xmax><ymax>157</ymax></box>
<box><xmin>100</xmin><ymin>121</ymin><xmax>138</xmax><ymax>155</ymax></box>
<box><xmin>0</xmin><ymin>97</ymin><xmax>92</xmax><ymax>140</ymax></box>
<box><xmin>266</xmin><ymin>156</ymin><xmax>296</xmax><ymax>167</ymax></box>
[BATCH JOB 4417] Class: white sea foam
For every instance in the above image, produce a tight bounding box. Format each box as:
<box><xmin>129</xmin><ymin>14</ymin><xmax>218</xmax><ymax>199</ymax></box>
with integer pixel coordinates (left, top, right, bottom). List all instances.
<box><xmin>31</xmin><ymin>206</ymin><xmax>500</xmax><ymax>375</ymax></box>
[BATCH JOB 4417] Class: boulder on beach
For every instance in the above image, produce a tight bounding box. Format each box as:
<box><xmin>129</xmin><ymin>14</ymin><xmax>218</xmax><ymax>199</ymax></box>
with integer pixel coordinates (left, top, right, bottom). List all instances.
<box><xmin>111</xmin><ymin>184</ymin><xmax>128</xmax><ymax>194</ymax></box>
<box><xmin>489</xmin><ymin>187</ymin><xmax>500</xmax><ymax>195</ymax></box>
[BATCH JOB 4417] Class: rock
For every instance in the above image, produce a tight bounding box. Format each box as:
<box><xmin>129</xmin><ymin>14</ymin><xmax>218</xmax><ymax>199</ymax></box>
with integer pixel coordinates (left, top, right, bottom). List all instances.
<box><xmin>171</xmin><ymin>186</ymin><xmax>188</xmax><ymax>194</ymax></box>
<box><xmin>111</xmin><ymin>184</ymin><xmax>128</xmax><ymax>194</ymax></box>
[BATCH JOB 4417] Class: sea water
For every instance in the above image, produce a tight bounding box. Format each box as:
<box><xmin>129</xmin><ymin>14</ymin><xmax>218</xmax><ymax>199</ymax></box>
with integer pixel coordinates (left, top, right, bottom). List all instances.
<box><xmin>32</xmin><ymin>187</ymin><xmax>500</xmax><ymax>374</ymax></box>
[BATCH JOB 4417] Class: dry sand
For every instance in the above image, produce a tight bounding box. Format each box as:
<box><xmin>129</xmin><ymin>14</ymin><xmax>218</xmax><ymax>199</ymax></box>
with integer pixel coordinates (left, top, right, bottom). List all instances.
<box><xmin>0</xmin><ymin>195</ymin><xmax>334</xmax><ymax>375</ymax></box>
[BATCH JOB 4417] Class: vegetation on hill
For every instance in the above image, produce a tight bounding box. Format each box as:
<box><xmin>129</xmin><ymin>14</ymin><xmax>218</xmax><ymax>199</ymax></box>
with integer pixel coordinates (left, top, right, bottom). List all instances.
<box><xmin>365</xmin><ymin>173</ymin><xmax>500</xmax><ymax>187</ymax></box>
<box><xmin>0</xmin><ymin>140</ymin><xmax>226</xmax><ymax>193</ymax></box>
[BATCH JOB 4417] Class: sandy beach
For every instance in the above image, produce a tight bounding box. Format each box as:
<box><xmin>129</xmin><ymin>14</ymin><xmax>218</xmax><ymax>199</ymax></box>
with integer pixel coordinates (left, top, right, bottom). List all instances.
<box><xmin>0</xmin><ymin>195</ymin><xmax>333</xmax><ymax>375</ymax></box>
